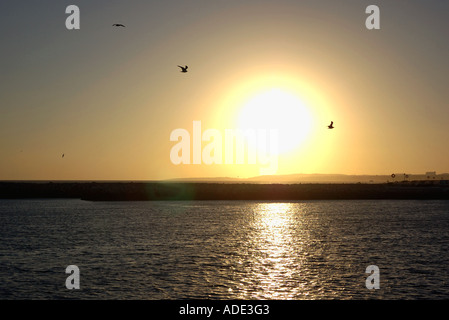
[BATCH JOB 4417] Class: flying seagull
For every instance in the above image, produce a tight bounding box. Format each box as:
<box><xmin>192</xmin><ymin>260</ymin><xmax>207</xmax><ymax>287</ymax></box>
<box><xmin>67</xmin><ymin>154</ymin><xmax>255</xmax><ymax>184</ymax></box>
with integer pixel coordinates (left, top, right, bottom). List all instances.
<box><xmin>113</xmin><ymin>24</ymin><xmax>125</xmax><ymax>27</ymax></box>
<box><xmin>178</xmin><ymin>65</ymin><xmax>188</xmax><ymax>73</ymax></box>
<box><xmin>328</xmin><ymin>121</ymin><xmax>334</xmax><ymax>129</ymax></box>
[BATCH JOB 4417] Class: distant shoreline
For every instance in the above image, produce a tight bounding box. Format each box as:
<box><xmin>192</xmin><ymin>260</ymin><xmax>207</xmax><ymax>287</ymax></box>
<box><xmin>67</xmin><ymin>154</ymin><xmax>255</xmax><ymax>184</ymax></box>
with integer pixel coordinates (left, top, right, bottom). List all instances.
<box><xmin>1</xmin><ymin>181</ymin><xmax>448</xmax><ymax>201</ymax></box>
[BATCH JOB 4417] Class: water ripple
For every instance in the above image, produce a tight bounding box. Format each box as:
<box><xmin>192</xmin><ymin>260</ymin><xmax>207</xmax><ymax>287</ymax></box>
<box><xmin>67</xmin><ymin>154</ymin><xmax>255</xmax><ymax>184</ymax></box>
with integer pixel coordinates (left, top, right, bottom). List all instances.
<box><xmin>1</xmin><ymin>199</ymin><xmax>449</xmax><ymax>299</ymax></box>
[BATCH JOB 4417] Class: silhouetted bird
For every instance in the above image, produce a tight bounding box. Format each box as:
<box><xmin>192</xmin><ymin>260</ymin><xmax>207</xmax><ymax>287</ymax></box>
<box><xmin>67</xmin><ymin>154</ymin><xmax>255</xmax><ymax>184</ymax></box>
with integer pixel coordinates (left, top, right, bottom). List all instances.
<box><xmin>113</xmin><ymin>24</ymin><xmax>125</xmax><ymax>27</ymax></box>
<box><xmin>178</xmin><ymin>65</ymin><xmax>188</xmax><ymax>73</ymax></box>
<box><xmin>328</xmin><ymin>121</ymin><xmax>334</xmax><ymax>129</ymax></box>
<box><xmin>62</xmin><ymin>154</ymin><xmax>65</xmax><ymax>158</ymax></box>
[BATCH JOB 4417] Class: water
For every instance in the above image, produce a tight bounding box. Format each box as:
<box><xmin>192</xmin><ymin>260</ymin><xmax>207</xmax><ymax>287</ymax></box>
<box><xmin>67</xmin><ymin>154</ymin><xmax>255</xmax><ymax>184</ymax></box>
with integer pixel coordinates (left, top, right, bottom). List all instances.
<box><xmin>1</xmin><ymin>199</ymin><xmax>449</xmax><ymax>299</ymax></box>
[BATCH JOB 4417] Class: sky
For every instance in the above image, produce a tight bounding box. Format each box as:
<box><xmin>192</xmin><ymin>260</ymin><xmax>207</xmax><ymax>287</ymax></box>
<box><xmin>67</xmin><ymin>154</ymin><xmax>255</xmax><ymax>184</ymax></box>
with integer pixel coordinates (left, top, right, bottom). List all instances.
<box><xmin>0</xmin><ymin>0</ymin><xmax>448</xmax><ymax>180</ymax></box>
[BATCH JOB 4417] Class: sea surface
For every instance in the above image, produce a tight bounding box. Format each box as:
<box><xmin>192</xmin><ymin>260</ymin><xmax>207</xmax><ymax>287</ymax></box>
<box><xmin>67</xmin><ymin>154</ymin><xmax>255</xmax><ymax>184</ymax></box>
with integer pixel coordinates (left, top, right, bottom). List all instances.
<box><xmin>1</xmin><ymin>199</ymin><xmax>449</xmax><ymax>300</ymax></box>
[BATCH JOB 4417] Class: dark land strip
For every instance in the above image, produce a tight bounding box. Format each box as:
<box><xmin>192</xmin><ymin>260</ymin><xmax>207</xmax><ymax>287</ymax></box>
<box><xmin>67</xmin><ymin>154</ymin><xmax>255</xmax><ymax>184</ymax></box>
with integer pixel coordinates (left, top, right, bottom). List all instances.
<box><xmin>1</xmin><ymin>181</ymin><xmax>448</xmax><ymax>201</ymax></box>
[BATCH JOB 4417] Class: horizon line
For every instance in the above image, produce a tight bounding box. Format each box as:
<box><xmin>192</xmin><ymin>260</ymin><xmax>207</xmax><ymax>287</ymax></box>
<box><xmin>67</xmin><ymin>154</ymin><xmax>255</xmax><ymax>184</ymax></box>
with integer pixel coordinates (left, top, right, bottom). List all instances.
<box><xmin>1</xmin><ymin>171</ymin><xmax>449</xmax><ymax>183</ymax></box>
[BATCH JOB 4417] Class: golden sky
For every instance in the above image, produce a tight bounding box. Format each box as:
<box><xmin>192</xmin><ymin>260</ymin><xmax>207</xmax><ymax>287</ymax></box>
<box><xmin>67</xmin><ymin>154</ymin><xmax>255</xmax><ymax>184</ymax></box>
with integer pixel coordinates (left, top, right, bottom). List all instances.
<box><xmin>0</xmin><ymin>0</ymin><xmax>448</xmax><ymax>180</ymax></box>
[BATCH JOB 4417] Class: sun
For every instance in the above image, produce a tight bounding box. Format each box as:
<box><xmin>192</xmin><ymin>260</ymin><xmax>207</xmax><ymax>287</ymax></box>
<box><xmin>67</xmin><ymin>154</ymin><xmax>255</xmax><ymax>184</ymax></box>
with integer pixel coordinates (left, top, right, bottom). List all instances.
<box><xmin>236</xmin><ymin>88</ymin><xmax>314</xmax><ymax>154</ymax></box>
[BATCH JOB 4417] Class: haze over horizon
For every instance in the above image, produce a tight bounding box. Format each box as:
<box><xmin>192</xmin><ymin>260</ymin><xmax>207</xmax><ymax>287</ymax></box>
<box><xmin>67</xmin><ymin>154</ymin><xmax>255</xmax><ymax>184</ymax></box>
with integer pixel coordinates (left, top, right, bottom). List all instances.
<box><xmin>1</xmin><ymin>1</ymin><xmax>448</xmax><ymax>181</ymax></box>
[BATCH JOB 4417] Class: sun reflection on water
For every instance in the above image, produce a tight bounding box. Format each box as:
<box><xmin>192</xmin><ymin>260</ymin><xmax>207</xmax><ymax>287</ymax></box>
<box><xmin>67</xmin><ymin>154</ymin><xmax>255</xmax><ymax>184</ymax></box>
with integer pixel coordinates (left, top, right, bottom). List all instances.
<box><xmin>234</xmin><ymin>202</ymin><xmax>308</xmax><ymax>299</ymax></box>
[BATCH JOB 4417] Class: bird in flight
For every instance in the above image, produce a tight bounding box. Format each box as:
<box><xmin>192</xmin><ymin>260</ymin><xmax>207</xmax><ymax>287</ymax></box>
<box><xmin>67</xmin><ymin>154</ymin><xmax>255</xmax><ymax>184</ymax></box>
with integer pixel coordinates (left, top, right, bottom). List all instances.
<box><xmin>178</xmin><ymin>65</ymin><xmax>188</xmax><ymax>73</ymax></box>
<box><xmin>113</xmin><ymin>24</ymin><xmax>125</xmax><ymax>27</ymax></box>
<box><xmin>328</xmin><ymin>121</ymin><xmax>334</xmax><ymax>129</ymax></box>
<box><xmin>62</xmin><ymin>154</ymin><xmax>65</xmax><ymax>158</ymax></box>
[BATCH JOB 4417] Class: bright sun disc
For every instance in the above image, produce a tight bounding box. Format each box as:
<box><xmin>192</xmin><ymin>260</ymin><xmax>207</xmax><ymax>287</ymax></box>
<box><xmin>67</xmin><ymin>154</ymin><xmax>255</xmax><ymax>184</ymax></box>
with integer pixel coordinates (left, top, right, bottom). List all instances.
<box><xmin>237</xmin><ymin>88</ymin><xmax>313</xmax><ymax>154</ymax></box>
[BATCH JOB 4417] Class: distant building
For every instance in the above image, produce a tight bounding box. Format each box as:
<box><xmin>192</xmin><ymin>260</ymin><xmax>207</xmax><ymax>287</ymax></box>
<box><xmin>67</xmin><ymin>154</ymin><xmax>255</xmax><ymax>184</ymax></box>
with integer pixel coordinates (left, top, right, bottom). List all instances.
<box><xmin>426</xmin><ymin>171</ymin><xmax>437</xmax><ymax>179</ymax></box>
